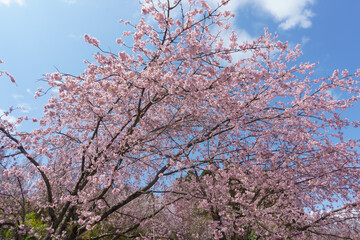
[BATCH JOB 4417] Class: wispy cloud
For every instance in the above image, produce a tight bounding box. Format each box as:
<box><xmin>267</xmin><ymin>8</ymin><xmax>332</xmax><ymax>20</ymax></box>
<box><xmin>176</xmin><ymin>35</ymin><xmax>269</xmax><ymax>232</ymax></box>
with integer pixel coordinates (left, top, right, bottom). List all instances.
<box><xmin>17</xmin><ymin>103</ymin><xmax>32</xmax><ymax>113</ymax></box>
<box><xmin>0</xmin><ymin>109</ymin><xmax>16</xmax><ymax>123</ymax></box>
<box><xmin>301</xmin><ymin>36</ymin><xmax>310</xmax><ymax>45</ymax></box>
<box><xmin>0</xmin><ymin>0</ymin><xmax>24</xmax><ymax>6</ymax></box>
<box><xmin>270</xmin><ymin>0</ymin><xmax>314</xmax><ymax>30</ymax></box>
<box><xmin>63</xmin><ymin>0</ymin><xmax>76</xmax><ymax>4</ymax></box>
<box><xmin>51</xmin><ymin>87</ymin><xmax>59</xmax><ymax>94</ymax></box>
<box><xmin>326</xmin><ymin>89</ymin><xmax>341</xmax><ymax>101</ymax></box>
<box><xmin>68</xmin><ymin>34</ymin><xmax>83</xmax><ymax>41</ymax></box>
<box><xmin>211</xmin><ymin>0</ymin><xmax>315</xmax><ymax>30</ymax></box>
<box><xmin>12</xmin><ymin>94</ymin><xmax>24</xmax><ymax>100</ymax></box>
<box><xmin>222</xmin><ymin>28</ymin><xmax>255</xmax><ymax>61</ymax></box>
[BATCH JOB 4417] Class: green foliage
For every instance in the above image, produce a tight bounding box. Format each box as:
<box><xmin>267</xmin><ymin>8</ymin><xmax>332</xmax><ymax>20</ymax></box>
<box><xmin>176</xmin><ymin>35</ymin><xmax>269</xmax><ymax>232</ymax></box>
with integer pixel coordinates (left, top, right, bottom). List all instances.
<box><xmin>80</xmin><ymin>224</ymin><xmax>101</xmax><ymax>240</ymax></box>
<box><xmin>3</xmin><ymin>229</ymin><xmax>14</xmax><ymax>239</ymax></box>
<box><xmin>248</xmin><ymin>230</ymin><xmax>257</xmax><ymax>240</ymax></box>
<box><xmin>24</xmin><ymin>212</ymin><xmax>48</xmax><ymax>239</ymax></box>
<box><xmin>0</xmin><ymin>212</ymin><xmax>48</xmax><ymax>240</ymax></box>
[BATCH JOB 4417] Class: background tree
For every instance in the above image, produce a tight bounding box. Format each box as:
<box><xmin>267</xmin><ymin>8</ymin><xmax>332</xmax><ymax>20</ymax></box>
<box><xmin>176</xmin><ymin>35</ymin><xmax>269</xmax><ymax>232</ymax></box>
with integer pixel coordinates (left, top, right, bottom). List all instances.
<box><xmin>1</xmin><ymin>0</ymin><xmax>360</xmax><ymax>239</ymax></box>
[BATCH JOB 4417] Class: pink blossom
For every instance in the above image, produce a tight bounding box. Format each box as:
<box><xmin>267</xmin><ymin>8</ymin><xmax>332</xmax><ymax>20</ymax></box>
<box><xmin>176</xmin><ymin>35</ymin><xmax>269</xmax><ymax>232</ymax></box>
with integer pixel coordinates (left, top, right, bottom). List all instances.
<box><xmin>123</xmin><ymin>31</ymin><xmax>131</xmax><ymax>37</ymax></box>
<box><xmin>141</xmin><ymin>4</ymin><xmax>154</xmax><ymax>15</ymax></box>
<box><xmin>86</xmin><ymin>225</ymin><xmax>93</xmax><ymax>230</ymax></box>
<box><xmin>84</xmin><ymin>34</ymin><xmax>100</xmax><ymax>46</ymax></box>
<box><xmin>4</xmin><ymin>71</ymin><xmax>16</xmax><ymax>83</ymax></box>
<box><xmin>78</xmin><ymin>219</ymin><xmax>85</xmax><ymax>225</ymax></box>
<box><xmin>0</xmin><ymin>1</ymin><xmax>359</xmax><ymax>240</ymax></box>
<box><xmin>154</xmin><ymin>12</ymin><xmax>164</xmax><ymax>23</ymax></box>
<box><xmin>116</xmin><ymin>38</ymin><xmax>124</xmax><ymax>45</ymax></box>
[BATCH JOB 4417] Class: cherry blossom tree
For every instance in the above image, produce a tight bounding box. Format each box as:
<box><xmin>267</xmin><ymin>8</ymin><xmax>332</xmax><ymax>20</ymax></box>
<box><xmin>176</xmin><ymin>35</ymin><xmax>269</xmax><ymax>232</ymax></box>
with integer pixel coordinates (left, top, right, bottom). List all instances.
<box><xmin>1</xmin><ymin>0</ymin><xmax>360</xmax><ymax>239</ymax></box>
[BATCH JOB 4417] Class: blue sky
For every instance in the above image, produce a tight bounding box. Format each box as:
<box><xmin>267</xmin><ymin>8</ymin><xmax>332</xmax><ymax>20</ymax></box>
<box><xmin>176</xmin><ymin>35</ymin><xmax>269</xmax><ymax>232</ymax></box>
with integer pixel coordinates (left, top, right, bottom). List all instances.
<box><xmin>0</xmin><ymin>0</ymin><xmax>359</xmax><ymax>138</ymax></box>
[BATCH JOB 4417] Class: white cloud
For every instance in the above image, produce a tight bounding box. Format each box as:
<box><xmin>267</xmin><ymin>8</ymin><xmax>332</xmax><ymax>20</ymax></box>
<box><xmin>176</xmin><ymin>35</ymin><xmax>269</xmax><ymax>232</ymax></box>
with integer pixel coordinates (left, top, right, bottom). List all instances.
<box><xmin>222</xmin><ymin>28</ymin><xmax>255</xmax><ymax>62</ymax></box>
<box><xmin>255</xmin><ymin>0</ymin><xmax>314</xmax><ymax>30</ymax></box>
<box><xmin>68</xmin><ymin>33</ymin><xmax>83</xmax><ymax>40</ymax></box>
<box><xmin>51</xmin><ymin>87</ymin><xmax>59</xmax><ymax>94</ymax></box>
<box><xmin>326</xmin><ymin>89</ymin><xmax>341</xmax><ymax>101</ymax></box>
<box><xmin>0</xmin><ymin>109</ymin><xmax>16</xmax><ymax>123</ymax></box>
<box><xmin>17</xmin><ymin>103</ymin><xmax>32</xmax><ymax>113</ymax></box>
<box><xmin>301</xmin><ymin>36</ymin><xmax>310</xmax><ymax>45</ymax></box>
<box><xmin>0</xmin><ymin>0</ymin><xmax>24</xmax><ymax>6</ymax></box>
<box><xmin>12</xmin><ymin>94</ymin><xmax>24</xmax><ymax>100</ymax></box>
<box><xmin>211</xmin><ymin>0</ymin><xmax>315</xmax><ymax>30</ymax></box>
<box><xmin>235</xmin><ymin>29</ymin><xmax>254</xmax><ymax>43</ymax></box>
<box><xmin>63</xmin><ymin>0</ymin><xmax>76</xmax><ymax>4</ymax></box>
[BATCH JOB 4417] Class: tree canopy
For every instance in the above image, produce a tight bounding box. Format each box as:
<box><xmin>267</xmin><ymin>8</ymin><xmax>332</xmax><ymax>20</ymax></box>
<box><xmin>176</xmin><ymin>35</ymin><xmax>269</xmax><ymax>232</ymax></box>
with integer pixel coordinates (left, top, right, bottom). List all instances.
<box><xmin>1</xmin><ymin>0</ymin><xmax>360</xmax><ymax>239</ymax></box>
